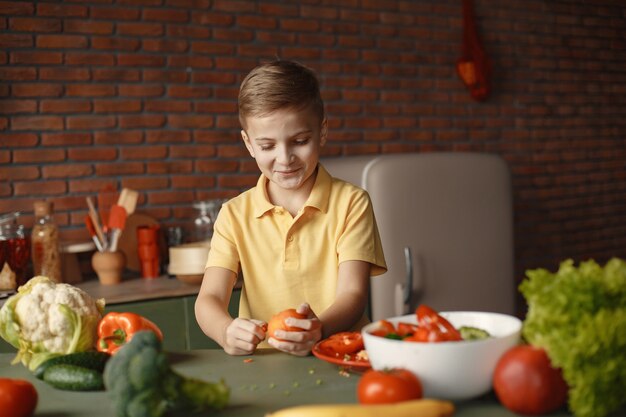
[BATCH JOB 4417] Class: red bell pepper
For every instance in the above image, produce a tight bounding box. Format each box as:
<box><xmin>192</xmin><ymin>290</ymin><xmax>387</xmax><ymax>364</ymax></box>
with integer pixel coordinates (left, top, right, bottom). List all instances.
<box><xmin>97</xmin><ymin>312</ymin><xmax>164</xmax><ymax>354</ymax></box>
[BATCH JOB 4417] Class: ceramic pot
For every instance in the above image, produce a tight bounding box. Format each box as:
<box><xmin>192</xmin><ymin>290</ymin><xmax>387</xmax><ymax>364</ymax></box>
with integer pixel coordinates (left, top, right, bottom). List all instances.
<box><xmin>92</xmin><ymin>251</ymin><xmax>126</xmax><ymax>285</ymax></box>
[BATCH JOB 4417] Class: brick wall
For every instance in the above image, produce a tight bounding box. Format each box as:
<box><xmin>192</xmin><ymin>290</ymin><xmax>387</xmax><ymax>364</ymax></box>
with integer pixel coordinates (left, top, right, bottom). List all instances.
<box><xmin>1</xmin><ymin>1</ymin><xmax>625</xmax><ymax>308</ymax></box>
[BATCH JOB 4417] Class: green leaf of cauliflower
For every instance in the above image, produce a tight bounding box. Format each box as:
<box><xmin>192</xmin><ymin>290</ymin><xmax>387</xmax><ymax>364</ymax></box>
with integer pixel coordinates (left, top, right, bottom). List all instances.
<box><xmin>0</xmin><ymin>276</ymin><xmax>105</xmax><ymax>371</ymax></box>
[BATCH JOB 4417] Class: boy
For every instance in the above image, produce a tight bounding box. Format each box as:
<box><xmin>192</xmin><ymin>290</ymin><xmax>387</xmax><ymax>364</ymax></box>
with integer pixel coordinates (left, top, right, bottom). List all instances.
<box><xmin>195</xmin><ymin>60</ymin><xmax>386</xmax><ymax>357</ymax></box>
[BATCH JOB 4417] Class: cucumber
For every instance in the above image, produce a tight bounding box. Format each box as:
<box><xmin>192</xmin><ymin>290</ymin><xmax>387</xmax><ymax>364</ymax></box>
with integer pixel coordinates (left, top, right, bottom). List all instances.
<box><xmin>43</xmin><ymin>364</ymin><xmax>105</xmax><ymax>391</ymax></box>
<box><xmin>34</xmin><ymin>351</ymin><xmax>110</xmax><ymax>380</ymax></box>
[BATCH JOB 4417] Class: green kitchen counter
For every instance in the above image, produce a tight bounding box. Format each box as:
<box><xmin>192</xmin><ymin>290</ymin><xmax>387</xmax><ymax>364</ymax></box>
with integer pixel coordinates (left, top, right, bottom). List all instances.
<box><xmin>2</xmin><ymin>349</ymin><xmax>621</xmax><ymax>417</ymax></box>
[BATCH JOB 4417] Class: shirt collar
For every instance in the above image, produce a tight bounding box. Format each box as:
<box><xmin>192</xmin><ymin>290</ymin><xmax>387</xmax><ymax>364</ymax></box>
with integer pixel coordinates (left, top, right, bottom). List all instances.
<box><xmin>252</xmin><ymin>163</ymin><xmax>332</xmax><ymax>218</ymax></box>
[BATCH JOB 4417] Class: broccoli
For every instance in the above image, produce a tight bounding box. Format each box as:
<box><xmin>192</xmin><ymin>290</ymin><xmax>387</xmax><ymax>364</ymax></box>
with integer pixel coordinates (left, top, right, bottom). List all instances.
<box><xmin>103</xmin><ymin>331</ymin><xmax>230</xmax><ymax>417</ymax></box>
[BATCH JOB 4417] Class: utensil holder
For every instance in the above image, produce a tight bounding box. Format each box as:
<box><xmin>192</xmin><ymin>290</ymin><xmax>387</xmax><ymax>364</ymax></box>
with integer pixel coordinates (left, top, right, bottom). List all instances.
<box><xmin>92</xmin><ymin>251</ymin><xmax>126</xmax><ymax>285</ymax></box>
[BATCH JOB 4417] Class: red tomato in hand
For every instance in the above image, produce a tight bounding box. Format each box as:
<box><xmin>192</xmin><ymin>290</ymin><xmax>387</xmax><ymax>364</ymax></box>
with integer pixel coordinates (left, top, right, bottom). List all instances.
<box><xmin>357</xmin><ymin>368</ymin><xmax>423</xmax><ymax>404</ymax></box>
<box><xmin>0</xmin><ymin>378</ymin><xmax>38</xmax><ymax>417</ymax></box>
<box><xmin>493</xmin><ymin>345</ymin><xmax>568</xmax><ymax>415</ymax></box>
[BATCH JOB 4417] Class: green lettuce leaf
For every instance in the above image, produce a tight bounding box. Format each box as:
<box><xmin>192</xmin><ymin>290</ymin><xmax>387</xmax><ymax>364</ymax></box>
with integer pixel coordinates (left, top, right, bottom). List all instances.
<box><xmin>520</xmin><ymin>258</ymin><xmax>626</xmax><ymax>417</ymax></box>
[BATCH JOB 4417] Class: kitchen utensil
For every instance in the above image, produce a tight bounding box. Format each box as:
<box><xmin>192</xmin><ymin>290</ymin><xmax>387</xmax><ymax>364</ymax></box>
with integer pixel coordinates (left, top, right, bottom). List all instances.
<box><xmin>362</xmin><ymin>311</ymin><xmax>522</xmax><ymax>401</ymax></box>
<box><xmin>118</xmin><ymin>188</ymin><xmax>138</xmax><ymax>216</ymax></box>
<box><xmin>107</xmin><ymin>204</ymin><xmax>128</xmax><ymax>252</ymax></box>
<box><xmin>86</xmin><ymin>197</ymin><xmax>107</xmax><ymax>250</ymax></box>
<box><xmin>84</xmin><ymin>215</ymin><xmax>104</xmax><ymax>252</ymax></box>
<box><xmin>168</xmin><ymin>241</ymin><xmax>210</xmax><ymax>285</ymax></box>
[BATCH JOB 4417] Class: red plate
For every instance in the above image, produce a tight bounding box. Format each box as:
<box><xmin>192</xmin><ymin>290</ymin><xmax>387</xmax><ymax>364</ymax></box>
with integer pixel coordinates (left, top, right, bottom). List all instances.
<box><xmin>311</xmin><ymin>340</ymin><xmax>371</xmax><ymax>371</ymax></box>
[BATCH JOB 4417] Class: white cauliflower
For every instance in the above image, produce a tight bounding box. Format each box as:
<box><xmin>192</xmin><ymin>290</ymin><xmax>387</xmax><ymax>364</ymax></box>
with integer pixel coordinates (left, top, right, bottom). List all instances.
<box><xmin>0</xmin><ymin>276</ymin><xmax>105</xmax><ymax>370</ymax></box>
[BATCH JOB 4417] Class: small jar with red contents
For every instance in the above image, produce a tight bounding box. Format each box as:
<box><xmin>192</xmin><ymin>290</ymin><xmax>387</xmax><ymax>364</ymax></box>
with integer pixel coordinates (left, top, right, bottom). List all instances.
<box><xmin>0</xmin><ymin>212</ymin><xmax>31</xmax><ymax>289</ymax></box>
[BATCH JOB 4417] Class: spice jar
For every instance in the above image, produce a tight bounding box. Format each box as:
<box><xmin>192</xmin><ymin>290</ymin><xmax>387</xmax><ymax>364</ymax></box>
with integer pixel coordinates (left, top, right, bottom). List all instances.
<box><xmin>0</xmin><ymin>212</ymin><xmax>30</xmax><ymax>289</ymax></box>
<box><xmin>31</xmin><ymin>201</ymin><xmax>62</xmax><ymax>283</ymax></box>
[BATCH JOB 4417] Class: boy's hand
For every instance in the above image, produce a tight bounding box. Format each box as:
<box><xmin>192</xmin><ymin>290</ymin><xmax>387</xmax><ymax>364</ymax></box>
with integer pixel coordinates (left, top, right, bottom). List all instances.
<box><xmin>223</xmin><ymin>318</ymin><xmax>267</xmax><ymax>356</ymax></box>
<box><xmin>267</xmin><ymin>303</ymin><xmax>322</xmax><ymax>356</ymax></box>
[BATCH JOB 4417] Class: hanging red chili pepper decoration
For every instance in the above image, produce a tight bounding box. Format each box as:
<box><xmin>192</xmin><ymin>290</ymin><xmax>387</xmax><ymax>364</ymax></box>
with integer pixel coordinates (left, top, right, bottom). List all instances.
<box><xmin>456</xmin><ymin>0</ymin><xmax>491</xmax><ymax>101</ymax></box>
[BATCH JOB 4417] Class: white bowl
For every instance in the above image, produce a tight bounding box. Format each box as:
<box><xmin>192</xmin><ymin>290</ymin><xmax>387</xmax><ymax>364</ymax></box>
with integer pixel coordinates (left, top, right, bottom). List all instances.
<box><xmin>362</xmin><ymin>311</ymin><xmax>522</xmax><ymax>401</ymax></box>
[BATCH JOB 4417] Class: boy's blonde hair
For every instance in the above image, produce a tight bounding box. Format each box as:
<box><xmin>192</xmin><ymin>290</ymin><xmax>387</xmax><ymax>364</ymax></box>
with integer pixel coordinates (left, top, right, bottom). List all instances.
<box><xmin>238</xmin><ymin>60</ymin><xmax>324</xmax><ymax>130</ymax></box>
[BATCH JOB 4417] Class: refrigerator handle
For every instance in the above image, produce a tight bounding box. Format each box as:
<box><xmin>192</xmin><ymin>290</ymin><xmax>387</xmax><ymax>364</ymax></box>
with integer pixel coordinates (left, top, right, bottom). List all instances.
<box><xmin>394</xmin><ymin>246</ymin><xmax>414</xmax><ymax>316</ymax></box>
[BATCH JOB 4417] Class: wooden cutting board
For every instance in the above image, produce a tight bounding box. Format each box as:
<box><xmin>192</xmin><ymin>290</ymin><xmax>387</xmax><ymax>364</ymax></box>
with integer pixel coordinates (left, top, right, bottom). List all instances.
<box><xmin>117</xmin><ymin>213</ymin><xmax>159</xmax><ymax>272</ymax></box>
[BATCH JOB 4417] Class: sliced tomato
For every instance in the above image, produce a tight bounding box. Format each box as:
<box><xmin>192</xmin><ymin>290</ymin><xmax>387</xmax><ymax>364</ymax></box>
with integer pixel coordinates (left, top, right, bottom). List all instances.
<box><xmin>396</xmin><ymin>322</ymin><xmax>418</xmax><ymax>337</ymax></box>
<box><xmin>369</xmin><ymin>320</ymin><xmax>397</xmax><ymax>338</ymax></box>
<box><xmin>319</xmin><ymin>331</ymin><xmax>364</xmax><ymax>356</ymax></box>
<box><xmin>415</xmin><ymin>305</ymin><xmax>462</xmax><ymax>342</ymax></box>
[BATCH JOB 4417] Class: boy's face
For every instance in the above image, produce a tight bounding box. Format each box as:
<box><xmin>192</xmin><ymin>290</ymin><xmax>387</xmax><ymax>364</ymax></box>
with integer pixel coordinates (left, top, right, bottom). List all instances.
<box><xmin>241</xmin><ymin>106</ymin><xmax>327</xmax><ymax>194</ymax></box>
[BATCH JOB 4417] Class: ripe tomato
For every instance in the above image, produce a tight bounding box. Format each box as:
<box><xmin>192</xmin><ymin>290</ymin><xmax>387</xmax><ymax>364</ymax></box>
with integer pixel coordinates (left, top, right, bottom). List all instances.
<box><xmin>0</xmin><ymin>378</ymin><xmax>38</xmax><ymax>417</ymax></box>
<box><xmin>267</xmin><ymin>308</ymin><xmax>306</xmax><ymax>340</ymax></box>
<box><xmin>493</xmin><ymin>345</ymin><xmax>568</xmax><ymax>415</ymax></box>
<box><xmin>357</xmin><ymin>368</ymin><xmax>423</xmax><ymax>404</ymax></box>
<box><xmin>318</xmin><ymin>332</ymin><xmax>364</xmax><ymax>356</ymax></box>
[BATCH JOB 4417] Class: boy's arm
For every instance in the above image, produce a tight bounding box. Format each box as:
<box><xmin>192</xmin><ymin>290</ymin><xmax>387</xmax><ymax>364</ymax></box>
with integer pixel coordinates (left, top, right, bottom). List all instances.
<box><xmin>194</xmin><ymin>266</ymin><xmax>266</xmax><ymax>355</ymax></box>
<box><xmin>318</xmin><ymin>259</ymin><xmax>371</xmax><ymax>339</ymax></box>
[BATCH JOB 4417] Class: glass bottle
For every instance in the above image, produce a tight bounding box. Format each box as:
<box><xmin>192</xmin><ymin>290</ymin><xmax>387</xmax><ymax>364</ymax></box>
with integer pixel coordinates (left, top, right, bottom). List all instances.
<box><xmin>192</xmin><ymin>201</ymin><xmax>214</xmax><ymax>243</ymax></box>
<box><xmin>0</xmin><ymin>212</ymin><xmax>30</xmax><ymax>289</ymax></box>
<box><xmin>31</xmin><ymin>201</ymin><xmax>62</xmax><ymax>283</ymax></box>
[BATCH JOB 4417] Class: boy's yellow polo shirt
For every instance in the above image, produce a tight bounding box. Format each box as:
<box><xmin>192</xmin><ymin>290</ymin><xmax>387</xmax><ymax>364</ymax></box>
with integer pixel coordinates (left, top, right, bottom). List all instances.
<box><xmin>206</xmin><ymin>164</ymin><xmax>387</xmax><ymax>333</ymax></box>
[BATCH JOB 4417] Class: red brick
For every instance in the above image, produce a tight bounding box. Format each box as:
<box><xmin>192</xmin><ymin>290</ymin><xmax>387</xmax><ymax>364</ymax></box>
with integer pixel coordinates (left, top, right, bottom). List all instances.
<box><xmin>64</xmin><ymin>20</ymin><xmax>113</xmax><ymax>34</ymax></box>
<box><xmin>68</xmin><ymin>179</ymin><xmax>117</xmax><ymax>194</ymax></box>
<box><xmin>118</xmin><ymin>84</ymin><xmax>164</xmax><ymax>97</ymax></box>
<box><xmin>168</xmin><ymin>85</ymin><xmax>212</xmax><ymax>98</ymax></box>
<box><xmin>216</xmin><ymin>145</ymin><xmax>248</xmax><ymax>158</ymax></box>
<box><xmin>280</xmin><ymin>19</ymin><xmax>320</xmax><ymax>32</ymax></box>
<box><xmin>147</xmin><ymin>190</ymin><xmax>194</xmax><ymax>206</ymax></box>
<box><xmin>146</xmin><ymin>160</ymin><xmax>193</xmax><ymax>174</ymax></box>
<box><xmin>92</xmin><ymin>68</ymin><xmax>140</xmax><ymax>81</ymax></box>
<box><xmin>14</xmin><ymin>180</ymin><xmax>67</xmax><ymax>196</ymax></box>
<box><xmin>13</xmin><ymin>148</ymin><xmax>65</xmax><ymax>163</ymax></box>
<box><xmin>236</xmin><ymin>14</ymin><xmax>277</xmax><ymax>30</ymax></box>
<box><xmin>195</xmin><ymin>160</ymin><xmax>239</xmax><ymax>173</ymax></box>
<box><xmin>10</xmin><ymin>50</ymin><xmax>62</xmax><ymax>64</ymax></box>
<box><xmin>215</xmin><ymin>115</ymin><xmax>240</xmax><ymax>129</ymax></box>
<box><xmin>89</xmin><ymin>6</ymin><xmax>141</xmax><ymax>20</ymax></box>
<box><xmin>144</xmin><ymin>100</ymin><xmax>191</xmax><ymax>113</ymax></box>
<box><xmin>1</xmin><ymin>68</ymin><xmax>33</xmax><ymax>82</ymax></box>
<box><xmin>11</xmin><ymin>115</ymin><xmax>63</xmax><ymax>131</ymax></box>
<box><xmin>0</xmin><ymin>1</ymin><xmax>35</xmax><ymax>15</ymax></box>
<box><xmin>213</xmin><ymin>28</ymin><xmax>254</xmax><ymax>42</ymax></box>
<box><xmin>191</xmin><ymin>41</ymin><xmax>235</xmax><ymax>55</ymax></box>
<box><xmin>214</xmin><ymin>56</ymin><xmax>258</xmax><ymax>70</ymax></box>
<box><xmin>119</xmin><ymin>114</ymin><xmax>166</xmax><ymax>128</ymax></box>
<box><xmin>256</xmin><ymin>31</ymin><xmax>296</xmax><ymax>44</ymax></box>
<box><xmin>0</xmin><ymin>34</ymin><xmax>33</xmax><ymax>47</ymax></box>
<box><xmin>237</xmin><ymin>43</ymin><xmax>279</xmax><ymax>57</ymax></box>
<box><xmin>195</xmin><ymin>101</ymin><xmax>237</xmax><ymax>114</ymax></box>
<box><xmin>42</xmin><ymin>132</ymin><xmax>91</xmax><ymax>146</ymax></box>
<box><xmin>67</xmin><ymin>116</ymin><xmax>116</xmax><ymax>130</ymax></box>
<box><xmin>95</xmin><ymin>162</ymin><xmax>145</xmax><ymax>176</ymax></box>
<box><xmin>94</xmin><ymin>130</ymin><xmax>143</xmax><ymax>145</ymax></box>
<box><xmin>218</xmin><ymin>175</ymin><xmax>257</xmax><ymax>189</ymax></box>
<box><xmin>0</xmin><ymin>132</ymin><xmax>38</xmax><ymax>147</ymax></box>
<box><xmin>145</xmin><ymin>130</ymin><xmax>190</xmax><ymax>143</ymax></box>
<box><xmin>167</xmin><ymin>23</ymin><xmax>211</xmax><ymax>38</ymax></box>
<box><xmin>0</xmin><ymin>166</ymin><xmax>39</xmax><ymax>181</ymax></box>
<box><xmin>66</xmin><ymin>84</ymin><xmax>115</xmax><ymax>97</ymax></box>
<box><xmin>93</xmin><ymin>99</ymin><xmax>142</xmax><ymax>113</ymax></box>
<box><xmin>169</xmin><ymin>145</ymin><xmax>216</xmax><ymax>159</ymax></box>
<box><xmin>168</xmin><ymin>55</ymin><xmax>213</xmax><ymax>69</ymax></box>
<box><xmin>68</xmin><ymin>147</ymin><xmax>117</xmax><ymax>161</ymax></box>
<box><xmin>171</xmin><ymin>175</ymin><xmax>215</xmax><ymax>189</ymax></box>
<box><xmin>91</xmin><ymin>37</ymin><xmax>140</xmax><ymax>51</ymax></box>
<box><xmin>40</xmin><ymin>67</ymin><xmax>90</xmax><ymax>81</ymax></box>
<box><xmin>9</xmin><ymin>17</ymin><xmax>61</xmax><ymax>32</ymax></box>
<box><xmin>0</xmin><ymin>99</ymin><xmax>36</xmax><ymax>114</ymax></box>
<box><xmin>167</xmin><ymin>115</ymin><xmax>213</xmax><ymax>129</ymax></box>
<box><xmin>120</xmin><ymin>145</ymin><xmax>167</xmax><ymax>160</ymax></box>
<box><xmin>123</xmin><ymin>177</ymin><xmax>170</xmax><ymax>192</ymax></box>
<box><xmin>191</xmin><ymin>71</ymin><xmax>236</xmax><ymax>85</ymax></box>
<box><xmin>191</xmin><ymin>11</ymin><xmax>235</xmax><ymax>25</ymax></box>
<box><xmin>117</xmin><ymin>54</ymin><xmax>165</xmax><ymax>67</ymax></box>
<box><xmin>66</xmin><ymin>52</ymin><xmax>115</xmax><ymax>66</ymax></box>
<box><xmin>258</xmin><ymin>3</ymin><xmax>298</xmax><ymax>16</ymax></box>
<box><xmin>41</xmin><ymin>100</ymin><xmax>92</xmax><ymax>115</ymax></box>
<box><xmin>143</xmin><ymin>8</ymin><xmax>189</xmax><ymax>22</ymax></box>
<box><xmin>142</xmin><ymin>38</ymin><xmax>188</xmax><ymax>52</ymax></box>
<box><xmin>194</xmin><ymin>130</ymin><xmax>238</xmax><ymax>144</ymax></box>
<box><xmin>36</xmin><ymin>3</ymin><xmax>87</xmax><ymax>17</ymax></box>
<box><xmin>37</xmin><ymin>34</ymin><xmax>88</xmax><ymax>48</ymax></box>
<box><xmin>42</xmin><ymin>164</ymin><xmax>93</xmax><ymax>179</ymax></box>
<box><xmin>212</xmin><ymin>0</ymin><xmax>255</xmax><ymax>13</ymax></box>
<box><xmin>143</xmin><ymin>69</ymin><xmax>188</xmax><ymax>83</ymax></box>
<box><xmin>118</xmin><ymin>22</ymin><xmax>163</xmax><ymax>36</ymax></box>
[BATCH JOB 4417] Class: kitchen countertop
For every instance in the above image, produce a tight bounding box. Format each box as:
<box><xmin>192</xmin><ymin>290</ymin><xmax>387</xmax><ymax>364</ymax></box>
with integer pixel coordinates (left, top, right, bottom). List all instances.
<box><xmin>2</xmin><ymin>349</ymin><xmax>621</xmax><ymax>417</ymax></box>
